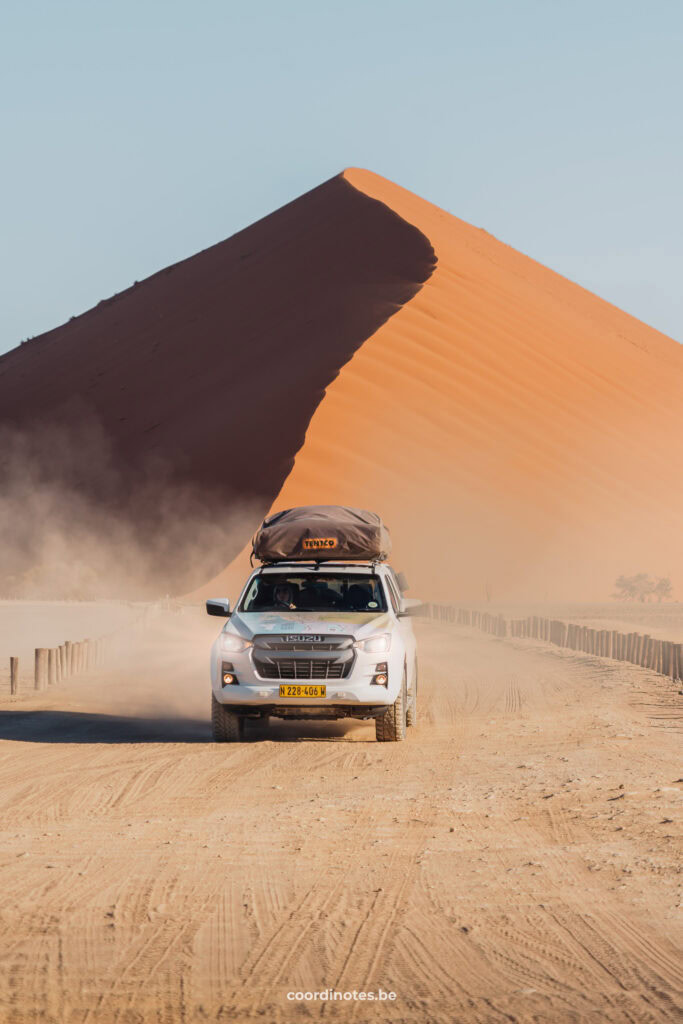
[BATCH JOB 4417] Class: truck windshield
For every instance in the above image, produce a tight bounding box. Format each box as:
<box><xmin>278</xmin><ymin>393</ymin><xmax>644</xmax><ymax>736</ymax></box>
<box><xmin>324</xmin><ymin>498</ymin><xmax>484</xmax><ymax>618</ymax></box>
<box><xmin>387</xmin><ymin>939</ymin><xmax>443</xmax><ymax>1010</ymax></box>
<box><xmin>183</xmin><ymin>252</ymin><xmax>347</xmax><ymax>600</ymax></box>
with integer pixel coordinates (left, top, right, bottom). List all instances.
<box><xmin>240</xmin><ymin>573</ymin><xmax>387</xmax><ymax>613</ymax></box>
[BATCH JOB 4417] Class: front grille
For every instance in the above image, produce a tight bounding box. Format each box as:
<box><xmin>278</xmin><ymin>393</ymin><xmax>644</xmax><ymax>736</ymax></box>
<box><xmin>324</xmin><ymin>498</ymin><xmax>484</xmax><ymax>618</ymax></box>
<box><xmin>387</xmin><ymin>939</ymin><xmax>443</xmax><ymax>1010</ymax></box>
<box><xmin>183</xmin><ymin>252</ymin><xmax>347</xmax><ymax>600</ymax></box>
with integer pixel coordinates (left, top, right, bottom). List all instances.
<box><xmin>252</xmin><ymin>635</ymin><xmax>354</xmax><ymax>682</ymax></box>
<box><xmin>254</xmin><ymin>659</ymin><xmax>346</xmax><ymax>681</ymax></box>
<box><xmin>264</xmin><ymin>642</ymin><xmax>338</xmax><ymax>651</ymax></box>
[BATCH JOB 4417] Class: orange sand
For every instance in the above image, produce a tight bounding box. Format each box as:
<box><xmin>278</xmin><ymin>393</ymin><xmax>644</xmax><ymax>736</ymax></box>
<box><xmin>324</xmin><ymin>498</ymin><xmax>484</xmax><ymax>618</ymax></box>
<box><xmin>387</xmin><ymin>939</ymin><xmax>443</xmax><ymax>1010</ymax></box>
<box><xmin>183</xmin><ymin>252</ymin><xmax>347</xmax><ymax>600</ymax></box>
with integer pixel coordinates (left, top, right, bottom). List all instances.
<box><xmin>208</xmin><ymin>169</ymin><xmax>683</xmax><ymax>603</ymax></box>
<box><xmin>2</xmin><ymin>166</ymin><xmax>680</xmax><ymax>602</ymax></box>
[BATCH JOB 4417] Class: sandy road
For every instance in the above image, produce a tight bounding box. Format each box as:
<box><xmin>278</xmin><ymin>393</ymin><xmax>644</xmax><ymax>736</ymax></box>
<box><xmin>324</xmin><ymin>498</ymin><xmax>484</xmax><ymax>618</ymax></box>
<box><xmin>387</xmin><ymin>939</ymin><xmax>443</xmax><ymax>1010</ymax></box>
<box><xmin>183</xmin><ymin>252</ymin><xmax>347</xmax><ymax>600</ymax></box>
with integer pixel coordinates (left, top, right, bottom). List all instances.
<box><xmin>0</xmin><ymin>613</ymin><xmax>680</xmax><ymax>1023</ymax></box>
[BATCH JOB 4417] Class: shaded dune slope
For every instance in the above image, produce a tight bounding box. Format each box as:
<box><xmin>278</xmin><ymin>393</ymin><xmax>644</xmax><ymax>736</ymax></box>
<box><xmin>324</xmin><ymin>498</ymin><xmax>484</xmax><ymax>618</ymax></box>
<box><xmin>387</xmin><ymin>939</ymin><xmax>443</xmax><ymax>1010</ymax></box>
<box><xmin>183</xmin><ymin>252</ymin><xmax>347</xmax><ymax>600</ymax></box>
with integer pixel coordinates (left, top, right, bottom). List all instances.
<box><xmin>210</xmin><ymin>169</ymin><xmax>683</xmax><ymax>602</ymax></box>
<box><xmin>0</xmin><ymin>176</ymin><xmax>435</xmax><ymax>595</ymax></box>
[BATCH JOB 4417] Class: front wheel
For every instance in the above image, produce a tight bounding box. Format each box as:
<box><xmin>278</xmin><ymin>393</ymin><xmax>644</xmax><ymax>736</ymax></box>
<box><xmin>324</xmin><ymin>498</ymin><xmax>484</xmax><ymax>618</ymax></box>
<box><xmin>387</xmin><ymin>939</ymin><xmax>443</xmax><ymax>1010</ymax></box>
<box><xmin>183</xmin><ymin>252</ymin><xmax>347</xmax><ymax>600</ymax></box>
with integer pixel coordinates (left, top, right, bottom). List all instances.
<box><xmin>375</xmin><ymin>672</ymin><xmax>407</xmax><ymax>742</ymax></box>
<box><xmin>406</xmin><ymin>660</ymin><xmax>418</xmax><ymax>727</ymax></box>
<box><xmin>211</xmin><ymin>694</ymin><xmax>244</xmax><ymax>742</ymax></box>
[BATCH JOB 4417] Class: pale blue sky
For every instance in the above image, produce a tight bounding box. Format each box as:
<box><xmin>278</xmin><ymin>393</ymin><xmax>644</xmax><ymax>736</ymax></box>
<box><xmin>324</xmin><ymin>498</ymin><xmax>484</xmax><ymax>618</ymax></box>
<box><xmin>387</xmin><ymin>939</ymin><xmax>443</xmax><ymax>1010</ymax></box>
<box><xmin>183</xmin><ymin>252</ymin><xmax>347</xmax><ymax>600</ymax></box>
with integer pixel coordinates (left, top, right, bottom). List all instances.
<box><xmin>1</xmin><ymin>0</ymin><xmax>681</xmax><ymax>354</ymax></box>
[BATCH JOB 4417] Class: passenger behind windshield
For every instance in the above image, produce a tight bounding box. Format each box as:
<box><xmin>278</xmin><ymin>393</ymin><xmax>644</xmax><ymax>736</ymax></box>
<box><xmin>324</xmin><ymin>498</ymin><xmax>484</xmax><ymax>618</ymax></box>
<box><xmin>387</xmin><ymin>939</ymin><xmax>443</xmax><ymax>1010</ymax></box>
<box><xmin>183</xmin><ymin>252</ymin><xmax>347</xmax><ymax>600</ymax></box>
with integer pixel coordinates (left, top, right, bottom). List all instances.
<box><xmin>241</xmin><ymin>574</ymin><xmax>387</xmax><ymax>613</ymax></box>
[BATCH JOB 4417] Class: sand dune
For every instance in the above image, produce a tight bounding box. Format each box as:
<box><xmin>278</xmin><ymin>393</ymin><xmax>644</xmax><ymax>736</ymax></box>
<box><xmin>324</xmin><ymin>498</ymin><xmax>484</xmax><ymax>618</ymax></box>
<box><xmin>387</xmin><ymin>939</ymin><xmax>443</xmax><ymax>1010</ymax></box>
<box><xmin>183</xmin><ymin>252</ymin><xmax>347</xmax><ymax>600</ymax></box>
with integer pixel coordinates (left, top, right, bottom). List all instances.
<box><xmin>0</xmin><ymin>176</ymin><xmax>434</xmax><ymax>595</ymax></box>
<box><xmin>2</xmin><ymin>168</ymin><xmax>681</xmax><ymax>600</ymax></box>
<box><xmin>209</xmin><ymin>169</ymin><xmax>683</xmax><ymax>602</ymax></box>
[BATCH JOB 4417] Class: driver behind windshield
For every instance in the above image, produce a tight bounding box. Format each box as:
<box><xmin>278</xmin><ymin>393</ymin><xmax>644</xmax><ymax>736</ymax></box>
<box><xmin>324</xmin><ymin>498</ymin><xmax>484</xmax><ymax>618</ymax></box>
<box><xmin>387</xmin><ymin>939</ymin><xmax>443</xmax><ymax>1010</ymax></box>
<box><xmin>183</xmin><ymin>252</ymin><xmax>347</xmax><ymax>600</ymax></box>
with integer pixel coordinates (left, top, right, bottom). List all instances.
<box><xmin>273</xmin><ymin>584</ymin><xmax>297</xmax><ymax>610</ymax></box>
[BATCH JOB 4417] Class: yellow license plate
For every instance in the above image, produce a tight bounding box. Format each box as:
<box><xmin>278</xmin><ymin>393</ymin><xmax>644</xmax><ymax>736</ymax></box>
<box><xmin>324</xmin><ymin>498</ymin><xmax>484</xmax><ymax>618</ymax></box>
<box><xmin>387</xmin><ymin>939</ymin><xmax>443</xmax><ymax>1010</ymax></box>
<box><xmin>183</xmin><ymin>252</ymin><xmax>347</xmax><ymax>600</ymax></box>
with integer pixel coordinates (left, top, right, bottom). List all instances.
<box><xmin>279</xmin><ymin>684</ymin><xmax>326</xmax><ymax>698</ymax></box>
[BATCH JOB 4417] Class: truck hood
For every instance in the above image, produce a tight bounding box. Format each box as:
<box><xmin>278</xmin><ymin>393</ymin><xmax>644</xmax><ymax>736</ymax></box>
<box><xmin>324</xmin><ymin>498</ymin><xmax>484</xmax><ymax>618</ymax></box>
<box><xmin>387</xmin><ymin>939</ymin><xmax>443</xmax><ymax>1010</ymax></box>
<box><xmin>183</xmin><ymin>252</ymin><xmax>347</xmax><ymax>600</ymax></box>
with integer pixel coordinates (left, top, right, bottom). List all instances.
<box><xmin>227</xmin><ymin>610</ymin><xmax>393</xmax><ymax>642</ymax></box>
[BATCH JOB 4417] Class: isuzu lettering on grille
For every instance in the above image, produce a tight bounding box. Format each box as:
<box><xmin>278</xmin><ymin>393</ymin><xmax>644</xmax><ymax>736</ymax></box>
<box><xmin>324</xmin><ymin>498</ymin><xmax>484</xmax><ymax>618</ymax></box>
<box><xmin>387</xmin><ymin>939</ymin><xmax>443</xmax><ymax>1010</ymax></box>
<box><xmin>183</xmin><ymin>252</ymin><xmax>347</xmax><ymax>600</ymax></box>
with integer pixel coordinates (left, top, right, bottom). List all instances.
<box><xmin>286</xmin><ymin>634</ymin><xmax>323</xmax><ymax>643</ymax></box>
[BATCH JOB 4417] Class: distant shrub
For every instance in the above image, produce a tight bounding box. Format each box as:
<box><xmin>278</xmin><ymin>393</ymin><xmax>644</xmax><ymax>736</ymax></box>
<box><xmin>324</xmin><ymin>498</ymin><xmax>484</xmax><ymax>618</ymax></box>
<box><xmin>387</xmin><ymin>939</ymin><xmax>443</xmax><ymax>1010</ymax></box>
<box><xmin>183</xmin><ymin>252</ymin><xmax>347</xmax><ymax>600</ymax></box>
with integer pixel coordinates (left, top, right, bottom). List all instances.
<box><xmin>652</xmin><ymin>577</ymin><xmax>673</xmax><ymax>602</ymax></box>
<box><xmin>613</xmin><ymin>573</ymin><xmax>674</xmax><ymax>602</ymax></box>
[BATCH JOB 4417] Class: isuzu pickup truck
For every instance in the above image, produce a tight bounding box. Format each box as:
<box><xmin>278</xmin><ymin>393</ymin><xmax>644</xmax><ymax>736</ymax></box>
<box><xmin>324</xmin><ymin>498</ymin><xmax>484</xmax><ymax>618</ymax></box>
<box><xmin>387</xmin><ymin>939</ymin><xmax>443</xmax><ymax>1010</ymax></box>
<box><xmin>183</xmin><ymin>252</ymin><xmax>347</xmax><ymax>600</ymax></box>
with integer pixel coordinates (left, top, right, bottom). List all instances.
<box><xmin>206</xmin><ymin>560</ymin><xmax>419</xmax><ymax>742</ymax></box>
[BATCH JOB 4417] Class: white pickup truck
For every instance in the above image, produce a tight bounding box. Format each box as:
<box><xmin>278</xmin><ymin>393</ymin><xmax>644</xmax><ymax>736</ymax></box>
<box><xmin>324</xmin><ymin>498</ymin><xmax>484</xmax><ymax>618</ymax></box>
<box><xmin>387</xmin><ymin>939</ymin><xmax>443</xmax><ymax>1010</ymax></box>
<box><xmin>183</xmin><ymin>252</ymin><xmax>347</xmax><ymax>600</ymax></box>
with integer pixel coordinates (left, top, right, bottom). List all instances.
<box><xmin>206</xmin><ymin>561</ymin><xmax>419</xmax><ymax>742</ymax></box>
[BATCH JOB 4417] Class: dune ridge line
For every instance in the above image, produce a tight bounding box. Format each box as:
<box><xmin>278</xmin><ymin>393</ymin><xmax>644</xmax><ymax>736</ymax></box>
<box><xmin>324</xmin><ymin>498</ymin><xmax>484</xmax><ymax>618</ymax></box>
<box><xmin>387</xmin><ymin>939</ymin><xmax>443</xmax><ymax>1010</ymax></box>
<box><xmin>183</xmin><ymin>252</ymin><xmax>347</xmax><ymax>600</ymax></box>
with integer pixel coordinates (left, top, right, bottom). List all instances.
<box><xmin>210</xmin><ymin>167</ymin><xmax>683</xmax><ymax>603</ymax></box>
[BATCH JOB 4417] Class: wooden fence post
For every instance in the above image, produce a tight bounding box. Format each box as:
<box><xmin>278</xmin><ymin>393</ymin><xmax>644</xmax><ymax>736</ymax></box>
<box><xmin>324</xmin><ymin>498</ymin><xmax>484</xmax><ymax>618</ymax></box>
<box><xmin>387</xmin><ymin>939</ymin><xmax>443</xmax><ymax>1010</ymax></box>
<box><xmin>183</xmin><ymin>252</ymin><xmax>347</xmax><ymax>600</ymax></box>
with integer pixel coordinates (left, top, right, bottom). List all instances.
<box><xmin>48</xmin><ymin>648</ymin><xmax>57</xmax><ymax>686</ymax></box>
<box><xmin>34</xmin><ymin>648</ymin><xmax>47</xmax><ymax>690</ymax></box>
<box><xmin>640</xmin><ymin>635</ymin><xmax>650</xmax><ymax>668</ymax></box>
<box><xmin>10</xmin><ymin>657</ymin><xmax>19</xmax><ymax>695</ymax></box>
<box><xmin>628</xmin><ymin>633</ymin><xmax>636</xmax><ymax>662</ymax></box>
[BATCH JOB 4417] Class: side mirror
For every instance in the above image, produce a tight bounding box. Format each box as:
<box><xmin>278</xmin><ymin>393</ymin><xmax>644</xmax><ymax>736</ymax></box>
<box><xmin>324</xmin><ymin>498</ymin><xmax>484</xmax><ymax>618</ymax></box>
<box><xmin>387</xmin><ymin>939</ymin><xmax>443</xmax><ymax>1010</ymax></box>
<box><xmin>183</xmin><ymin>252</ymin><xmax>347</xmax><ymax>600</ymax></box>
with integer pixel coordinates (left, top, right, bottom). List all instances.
<box><xmin>396</xmin><ymin>571</ymin><xmax>409</xmax><ymax>593</ymax></box>
<box><xmin>206</xmin><ymin>598</ymin><xmax>231</xmax><ymax>617</ymax></box>
<box><xmin>398</xmin><ymin>598</ymin><xmax>424</xmax><ymax>618</ymax></box>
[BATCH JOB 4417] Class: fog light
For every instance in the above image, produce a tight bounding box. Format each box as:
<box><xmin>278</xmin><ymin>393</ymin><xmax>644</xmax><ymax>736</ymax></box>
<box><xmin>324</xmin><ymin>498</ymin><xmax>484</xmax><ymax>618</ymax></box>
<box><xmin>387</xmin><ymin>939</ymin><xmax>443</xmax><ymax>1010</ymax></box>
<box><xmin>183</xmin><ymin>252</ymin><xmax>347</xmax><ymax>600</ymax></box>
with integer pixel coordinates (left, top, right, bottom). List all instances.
<box><xmin>221</xmin><ymin>661</ymin><xmax>238</xmax><ymax>685</ymax></box>
<box><xmin>374</xmin><ymin>673</ymin><xmax>388</xmax><ymax>686</ymax></box>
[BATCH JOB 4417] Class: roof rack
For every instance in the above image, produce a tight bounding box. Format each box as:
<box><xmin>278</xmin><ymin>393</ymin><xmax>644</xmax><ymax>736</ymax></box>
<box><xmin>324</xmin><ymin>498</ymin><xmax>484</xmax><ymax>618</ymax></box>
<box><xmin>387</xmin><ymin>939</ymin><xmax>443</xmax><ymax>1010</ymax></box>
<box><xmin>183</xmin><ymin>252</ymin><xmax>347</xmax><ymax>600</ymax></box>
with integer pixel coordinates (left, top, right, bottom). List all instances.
<box><xmin>259</xmin><ymin>559</ymin><xmax>380</xmax><ymax>569</ymax></box>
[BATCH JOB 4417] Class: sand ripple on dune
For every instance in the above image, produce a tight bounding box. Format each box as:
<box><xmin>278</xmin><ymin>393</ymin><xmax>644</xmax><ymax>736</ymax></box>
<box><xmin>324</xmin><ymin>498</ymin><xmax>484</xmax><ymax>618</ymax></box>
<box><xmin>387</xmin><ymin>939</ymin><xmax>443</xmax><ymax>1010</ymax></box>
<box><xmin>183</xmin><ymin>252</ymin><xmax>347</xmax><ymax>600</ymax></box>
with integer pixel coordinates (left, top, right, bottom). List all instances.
<box><xmin>251</xmin><ymin>168</ymin><xmax>683</xmax><ymax>603</ymax></box>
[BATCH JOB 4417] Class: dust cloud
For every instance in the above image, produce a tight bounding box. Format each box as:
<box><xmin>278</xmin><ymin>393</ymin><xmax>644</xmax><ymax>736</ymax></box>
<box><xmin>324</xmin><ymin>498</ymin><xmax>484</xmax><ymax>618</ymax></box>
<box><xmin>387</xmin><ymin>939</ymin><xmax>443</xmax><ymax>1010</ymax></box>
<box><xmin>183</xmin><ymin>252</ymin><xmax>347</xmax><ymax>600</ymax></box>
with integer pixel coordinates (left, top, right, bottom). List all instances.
<box><xmin>375</xmin><ymin>471</ymin><xmax>682</xmax><ymax>607</ymax></box>
<box><xmin>0</xmin><ymin>420</ymin><xmax>262</xmax><ymax>601</ymax></box>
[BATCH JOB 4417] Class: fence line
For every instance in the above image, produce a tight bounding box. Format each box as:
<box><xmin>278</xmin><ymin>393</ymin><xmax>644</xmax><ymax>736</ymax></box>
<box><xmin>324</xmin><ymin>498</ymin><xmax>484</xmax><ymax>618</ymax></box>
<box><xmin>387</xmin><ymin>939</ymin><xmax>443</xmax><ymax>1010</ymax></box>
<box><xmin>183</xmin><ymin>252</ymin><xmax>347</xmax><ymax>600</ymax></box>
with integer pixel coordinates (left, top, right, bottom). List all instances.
<box><xmin>5</xmin><ymin>602</ymin><xmax>164</xmax><ymax>698</ymax></box>
<box><xmin>423</xmin><ymin>604</ymin><xmax>682</xmax><ymax>683</ymax></box>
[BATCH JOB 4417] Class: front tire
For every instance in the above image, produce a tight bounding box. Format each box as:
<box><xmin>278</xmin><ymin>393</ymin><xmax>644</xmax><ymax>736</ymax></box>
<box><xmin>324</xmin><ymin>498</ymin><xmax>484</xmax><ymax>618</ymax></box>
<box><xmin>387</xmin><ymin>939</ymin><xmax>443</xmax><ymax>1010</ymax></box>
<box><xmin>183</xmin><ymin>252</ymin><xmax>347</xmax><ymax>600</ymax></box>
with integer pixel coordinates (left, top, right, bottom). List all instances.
<box><xmin>406</xmin><ymin>660</ymin><xmax>418</xmax><ymax>727</ymax></box>
<box><xmin>375</xmin><ymin>672</ymin><xmax>407</xmax><ymax>742</ymax></box>
<box><xmin>211</xmin><ymin>694</ymin><xmax>244</xmax><ymax>742</ymax></box>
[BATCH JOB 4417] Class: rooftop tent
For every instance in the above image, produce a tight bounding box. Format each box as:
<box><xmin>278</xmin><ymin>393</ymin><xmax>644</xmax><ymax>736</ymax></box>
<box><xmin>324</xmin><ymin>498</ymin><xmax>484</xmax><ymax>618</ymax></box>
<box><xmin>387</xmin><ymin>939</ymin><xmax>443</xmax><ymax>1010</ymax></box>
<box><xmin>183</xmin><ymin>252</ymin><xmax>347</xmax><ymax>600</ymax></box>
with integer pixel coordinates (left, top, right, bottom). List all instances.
<box><xmin>251</xmin><ymin>506</ymin><xmax>391</xmax><ymax>563</ymax></box>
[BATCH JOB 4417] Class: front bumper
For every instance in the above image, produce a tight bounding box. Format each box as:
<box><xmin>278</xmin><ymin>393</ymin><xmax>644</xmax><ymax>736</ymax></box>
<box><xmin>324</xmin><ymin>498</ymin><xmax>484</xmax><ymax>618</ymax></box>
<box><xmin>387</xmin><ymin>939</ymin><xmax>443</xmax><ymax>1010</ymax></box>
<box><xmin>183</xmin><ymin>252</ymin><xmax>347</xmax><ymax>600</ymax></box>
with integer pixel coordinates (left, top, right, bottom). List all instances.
<box><xmin>211</xmin><ymin>643</ymin><xmax>400</xmax><ymax>710</ymax></box>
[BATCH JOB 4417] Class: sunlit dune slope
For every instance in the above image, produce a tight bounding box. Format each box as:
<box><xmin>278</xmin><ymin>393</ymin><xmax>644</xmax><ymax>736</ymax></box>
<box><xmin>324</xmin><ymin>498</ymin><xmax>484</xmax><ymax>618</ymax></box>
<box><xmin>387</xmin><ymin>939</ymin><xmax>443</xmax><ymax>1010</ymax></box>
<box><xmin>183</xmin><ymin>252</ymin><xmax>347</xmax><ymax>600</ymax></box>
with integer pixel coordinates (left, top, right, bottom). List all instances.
<box><xmin>210</xmin><ymin>169</ymin><xmax>683</xmax><ymax>603</ymax></box>
<box><xmin>0</xmin><ymin>176</ymin><xmax>434</xmax><ymax>595</ymax></box>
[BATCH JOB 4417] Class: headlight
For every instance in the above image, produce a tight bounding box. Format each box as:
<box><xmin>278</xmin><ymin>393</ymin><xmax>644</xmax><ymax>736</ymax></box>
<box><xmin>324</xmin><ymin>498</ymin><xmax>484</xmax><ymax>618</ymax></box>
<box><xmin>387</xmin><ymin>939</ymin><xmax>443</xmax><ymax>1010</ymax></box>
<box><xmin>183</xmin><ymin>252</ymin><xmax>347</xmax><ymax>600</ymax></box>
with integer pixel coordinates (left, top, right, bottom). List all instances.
<box><xmin>221</xmin><ymin>633</ymin><xmax>252</xmax><ymax>653</ymax></box>
<box><xmin>353</xmin><ymin>633</ymin><xmax>391</xmax><ymax>653</ymax></box>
